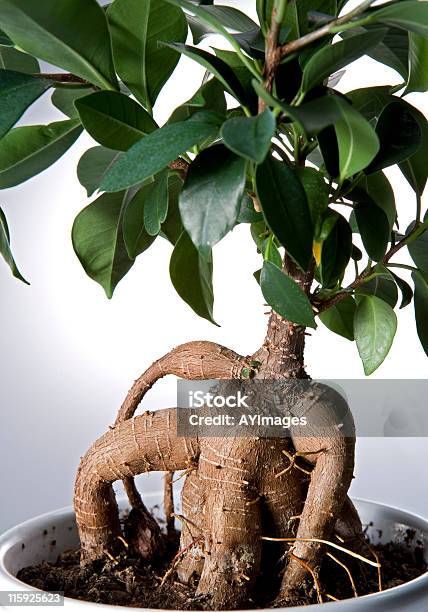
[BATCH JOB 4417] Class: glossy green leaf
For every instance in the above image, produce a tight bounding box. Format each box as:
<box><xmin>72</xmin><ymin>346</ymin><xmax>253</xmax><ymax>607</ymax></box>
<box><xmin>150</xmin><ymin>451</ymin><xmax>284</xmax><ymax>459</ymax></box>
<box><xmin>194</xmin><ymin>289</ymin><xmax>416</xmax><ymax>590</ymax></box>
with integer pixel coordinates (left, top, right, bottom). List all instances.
<box><xmin>399</xmin><ymin>111</ymin><xmax>428</xmax><ymax>195</ymax></box>
<box><xmin>335</xmin><ymin>102</ymin><xmax>380</xmax><ymax>182</ymax></box>
<box><xmin>408</xmin><ymin>227</ymin><xmax>428</xmax><ymax>277</ymax></box>
<box><xmin>318</xmin><ymin>212</ymin><xmax>352</xmax><ymax>288</ymax></box>
<box><xmin>253</xmin><ymin>82</ymin><xmax>342</xmax><ymax>136</ymax></box>
<box><xmin>122</xmin><ymin>187</ymin><xmax>157</xmax><ymax>258</ymax></box>
<box><xmin>143</xmin><ymin>171</ymin><xmax>169</xmax><ymax>236</ymax></box>
<box><xmin>369</xmin><ymin>1</ymin><xmax>428</xmax><ymax>39</ymax></box>
<box><xmin>107</xmin><ymin>0</ymin><xmax>187</xmax><ymax>109</ymax></box>
<box><xmin>161</xmin><ymin>175</ymin><xmax>184</xmax><ymax>245</ymax></box>
<box><xmin>357</xmin><ymin>171</ymin><xmax>396</xmax><ymax>232</ymax></box>
<box><xmin>76</xmin><ymin>91</ymin><xmax>157</xmax><ymax>151</ymax></box>
<box><xmin>412</xmin><ymin>270</ymin><xmax>428</xmax><ymax>356</ymax></box>
<box><xmin>238</xmin><ymin>195</ymin><xmax>262</xmax><ymax>224</ymax></box>
<box><xmin>165</xmin><ymin>43</ymin><xmax>247</xmax><ymax>104</ymax></box>
<box><xmin>221</xmin><ymin>109</ymin><xmax>275</xmax><ymax>164</ymax></box>
<box><xmin>170</xmin><ymin>231</ymin><xmax>216</xmax><ymax>324</ymax></box>
<box><xmin>180</xmin><ymin>145</ymin><xmax>247</xmax><ymax>253</ymax></box>
<box><xmin>0</xmin><ymin>120</ymin><xmax>82</xmax><ymax>189</ymax></box>
<box><xmin>0</xmin><ymin>0</ymin><xmax>118</xmax><ymax>90</ymax></box>
<box><xmin>0</xmin><ymin>71</ymin><xmax>51</xmax><ymax>140</ymax></box>
<box><xmin>263</xmin><ymin>237</ymin><xmax>282</xmax><ymax>268</ymax></box>
<box><xmin>354</xmin><ymin>295</ymin><xmax>397</xmax><ymax>375</ymax></box>
<box><xmin>260</xmin><ymin>261</ymin><xmax>316</xmax><ymax>328</ymax></box>
<box><xmin>357</xmin><ymin>267</ymin><xmax>398</xmax><ymax>308</ymax></box>
<box><xmin>390</xmin><ymin>271</ymin><xmax>413</xmax><ymax>309</ymax></box>
<box><xmin>77</xmin><ymin>146</ymin><xmax>121</xmax><ymax>197</ymax></box>
<box><xmin>169</xmin><ymin>78</ymin><xmax>227</xmax><ymax>123</ymax></box>
<box><xmin>300</xmin><ymin>29</ymin><xmax>387</xmax><ymax>95</ymax></box>
<box><xmin>51</xmin><ymin>87</ymin><xmax>91</xmax><ymax>119</ymax></box>
<box><xmin>186</xmin><ymin>5</ymin><xmax>257</xmax><ymax>44</ymax></box>
<box><xmin>367</xmin><ymin>100</ymin><xmax>421</xmax><ymax>173</ymax></box>
<box><xmin>72</xmin><ymin>191</ymin><xmax>134</xmax><ymax>298</ymax></box>
<box><xmin>354</xmin><ymin>191</ymin><xmax>390</xmax><ymax>262</ymax></box>
<box><xmin>101</xmin><ymin>113</ymin><xmax>221</xmax><ymax>193</ymax></box>
<box><xmin>319</xmin><ymin>296</ymin><xmax>356</xmax><ymax>341</ymax></box>
<box><xmin>0</xmin><ymin>206</ymin><xmax>28</xmax><ymax>284</ymax></box>
<box><xmin>0</xmin><ymin>45</ymin><xmax>39</xmax><ymax>73</ymax></box>
<box><xmin>296</xmin><ymin>166</ymin><xmax>329</xmax><ymax>234</ymax></box>
<box><xmin>406</xmin><ymin>34</ymin><xmax>428</xmax><ymax>93</ymax></box>
<box><xmin>256</xmin><ymin>157</ymin><xmax>313</xmax><ymax>271</ymax></box>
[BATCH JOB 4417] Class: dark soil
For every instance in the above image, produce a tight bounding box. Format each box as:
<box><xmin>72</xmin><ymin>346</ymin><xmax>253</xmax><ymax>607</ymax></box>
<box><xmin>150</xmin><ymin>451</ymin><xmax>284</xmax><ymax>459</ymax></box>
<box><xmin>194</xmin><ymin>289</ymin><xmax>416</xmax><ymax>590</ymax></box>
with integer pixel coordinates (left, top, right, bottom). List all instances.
<box><xmin>18</xmin><ymin>521</ymin><xmax>426</xmax><ymax>609</ymax></box>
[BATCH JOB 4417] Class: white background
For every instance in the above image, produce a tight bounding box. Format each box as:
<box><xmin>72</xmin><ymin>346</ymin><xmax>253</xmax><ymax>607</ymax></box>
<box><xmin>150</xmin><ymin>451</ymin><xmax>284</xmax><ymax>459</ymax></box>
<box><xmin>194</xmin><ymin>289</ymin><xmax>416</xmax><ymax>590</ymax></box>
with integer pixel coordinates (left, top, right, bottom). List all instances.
<box><xmin>0</xmin><ymin>0</ymin><xmax>427</xmax><ymax>534</ymax></box>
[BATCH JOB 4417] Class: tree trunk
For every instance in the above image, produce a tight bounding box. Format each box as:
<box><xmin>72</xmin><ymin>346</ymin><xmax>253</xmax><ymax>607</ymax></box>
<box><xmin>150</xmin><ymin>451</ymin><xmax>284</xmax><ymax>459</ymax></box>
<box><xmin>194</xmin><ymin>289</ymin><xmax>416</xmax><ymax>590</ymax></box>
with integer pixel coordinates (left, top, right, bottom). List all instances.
<box><xmin>74</xmin><ymin>258</ymin><xmax>361</xmax><ymax>608</ymax></box>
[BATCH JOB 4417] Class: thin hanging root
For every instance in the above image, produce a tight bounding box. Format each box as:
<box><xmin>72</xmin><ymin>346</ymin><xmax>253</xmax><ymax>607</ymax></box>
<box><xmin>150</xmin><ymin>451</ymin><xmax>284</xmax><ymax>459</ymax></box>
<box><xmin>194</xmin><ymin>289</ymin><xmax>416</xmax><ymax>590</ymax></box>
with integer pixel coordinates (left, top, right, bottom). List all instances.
<box><xmin>326</xmin><ymin>593</ymin><xmax>340</xmax><ymax>601</ymax></box>
<box><xmin>360</xmin><ymin>536</ymin><xmax>383</xmax><ymax>591</ymax></box>
<box><xmin>326</xmin><ymin>552</ymin><xmax>358</xmax><ymax>597</ymax></box>
<box><xmin>171</xmin><ymin>513</ymin><xmax>201</xmax><ymax>540</ymax></box>
<box><xmin>173</xmin><ymin>465</ymin><xmax>197</xmax><ymax>484</ymax></box>
<box><xmin>117</xmin><ymin>536</ymin><xmax>129</xmax><ymax>549</ymax></box>
<box><xmin>275</xmin><ymin>449</ymin><xmax>312</xmax><ymax>478</ymax></box>
<box><xmin>261</xmin><ymin>536</ymin><xmax>380</xmax><ymax>568</ymax></box>
<box><xmin>160</xmin><ymin>536</ymin><xmax>204</xmax><ymax>587</ymax></box>
<box><xmin>289</xmin><ymin>553</ymin><xmax>323</xmax><ymax>604</ymax></box>
<box><xmin>164</xmin><ymin>472</ymin><xmax>175</xmax><ymax>538</ymax></box>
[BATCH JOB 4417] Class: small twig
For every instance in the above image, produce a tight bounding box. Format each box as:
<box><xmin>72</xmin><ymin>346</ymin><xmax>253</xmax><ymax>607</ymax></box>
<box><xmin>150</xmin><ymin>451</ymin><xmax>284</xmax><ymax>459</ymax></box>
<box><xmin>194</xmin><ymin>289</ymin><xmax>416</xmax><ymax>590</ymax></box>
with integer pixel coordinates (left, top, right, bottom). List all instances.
<box><xmin>164</xmin><ymin>472</ymin><xmax>175</xmax><ymax>538</ymax></box>
<box><xmin>261</xmin><ymin>536</ymin><xmax>380</xmax><ymax>567</ymax></box>
<box><xmin>289</xmin><ymin>553</ymin><xmax>323</xmax><ymax>604</ymax></box>
<box><xmin>360</xmin><ymin>537</ymin><xmax>383</xmax><ymax>592</ymax></box>
<box><xmin>32</xmin><ymin>72</ymin><xmax>91</xmax><ymax>85</ymax></box>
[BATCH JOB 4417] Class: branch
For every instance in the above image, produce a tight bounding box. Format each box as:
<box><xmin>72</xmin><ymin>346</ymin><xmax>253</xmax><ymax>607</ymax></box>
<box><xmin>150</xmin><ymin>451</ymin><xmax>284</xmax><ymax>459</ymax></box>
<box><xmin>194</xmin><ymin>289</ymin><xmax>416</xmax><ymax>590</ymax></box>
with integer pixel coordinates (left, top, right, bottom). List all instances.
<box><xmin>316</xmin><ymin>220</ymin><xmax>428</xmax><ymax>313</ymax></box>
<box><xmin>279</xmin><ymin>0</ymin><xmax>377</xmax><ymax>60</ymax></box>
<box><xmin>32</xmin><ymin>72</ymin><xmax>92</xmax><ymax>86</ymax></box>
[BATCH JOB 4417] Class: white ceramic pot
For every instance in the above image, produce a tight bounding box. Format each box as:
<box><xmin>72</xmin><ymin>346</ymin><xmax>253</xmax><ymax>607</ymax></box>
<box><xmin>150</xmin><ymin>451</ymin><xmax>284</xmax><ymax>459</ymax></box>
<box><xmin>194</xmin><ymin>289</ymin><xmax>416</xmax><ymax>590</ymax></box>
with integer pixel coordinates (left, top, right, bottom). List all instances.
<box><xmin>0</xmin><ymin>495</ymin><xmax>427</xmax><ymax>611</ymax></box>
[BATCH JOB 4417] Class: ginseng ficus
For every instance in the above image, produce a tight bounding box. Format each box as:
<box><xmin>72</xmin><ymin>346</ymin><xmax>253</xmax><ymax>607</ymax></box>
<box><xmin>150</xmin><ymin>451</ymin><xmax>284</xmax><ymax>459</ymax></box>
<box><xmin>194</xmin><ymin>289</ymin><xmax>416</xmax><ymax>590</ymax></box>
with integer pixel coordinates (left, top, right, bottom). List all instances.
<box><xmin>1</xmin><ymin>0</ymin><xmax>428</xmax><ymax>608</ymax></box>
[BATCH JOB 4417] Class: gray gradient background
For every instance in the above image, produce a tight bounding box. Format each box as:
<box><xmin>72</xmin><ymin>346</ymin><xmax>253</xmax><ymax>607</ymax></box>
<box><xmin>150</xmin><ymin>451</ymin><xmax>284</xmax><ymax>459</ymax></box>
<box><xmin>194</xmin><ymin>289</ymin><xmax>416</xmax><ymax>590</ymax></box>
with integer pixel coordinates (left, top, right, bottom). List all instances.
<box><xmin>0</xmin><ymin>0</ymin><xmax>427</xmax><ymax>534</ymax></box>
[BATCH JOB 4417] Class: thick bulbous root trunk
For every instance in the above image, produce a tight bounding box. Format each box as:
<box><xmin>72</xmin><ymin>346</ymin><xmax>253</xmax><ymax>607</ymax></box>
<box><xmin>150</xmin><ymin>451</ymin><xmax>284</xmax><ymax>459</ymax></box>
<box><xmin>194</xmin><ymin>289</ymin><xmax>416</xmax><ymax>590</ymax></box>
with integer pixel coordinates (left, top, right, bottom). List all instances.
<box><xmin>74</xmin><ymin>338</ymin><xmax>363</xmax><ymax>608</ymax></box>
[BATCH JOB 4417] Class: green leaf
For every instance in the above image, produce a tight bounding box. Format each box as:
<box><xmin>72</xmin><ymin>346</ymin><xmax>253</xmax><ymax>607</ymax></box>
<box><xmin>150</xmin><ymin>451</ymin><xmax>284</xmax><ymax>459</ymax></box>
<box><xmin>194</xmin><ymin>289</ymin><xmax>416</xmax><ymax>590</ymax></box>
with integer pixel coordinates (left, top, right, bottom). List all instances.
<box><xmin>408</xmin><ymin>226</ymin><xmax>428</xmax><ymax>277</ymax></box>
<box><xmin>169</xmin><ymin>78</ymin><xmax>227</xmax><ymax>123</ymax></box>
<box><xmin>357</xmin><ymin>171</ymin><xmax>396</xmax><ymax>232</ymax></box>
<box><xmin>186</xmin><ymin>5</ymin><xmax>257</xmax><ymax>44</ymax></box>
<box><xmin>221</xmin><ymin>109</ymin><xmax>275</xmax><ymax>164</ymax></box>
<box><xmin>253</xmin><ymin>82</ymin><xmax>342</xmax><ymax>136</ymax></box>
<box><xmin>300</xmin><ymin>29</ymin><xmax>387</xmax><ymax>95</ymax></box>
<box><xmin>107</xmin><ymin>0</ymin><xmax>187</xmax><ymax>109</ymax></box>
<box><xmin>238</xmin><ymin>194</ymin><xmax>262</xmax><ymax>224</ymax></box>
<box><xmin>0</xmin><ymin>45</ymin><xmax>39</xmax><ymax>73</ymax></box>
<box><xmin>390</xmin><ymin>270</ymin><xmax>413</xmax><ymax>309</ymax></box>
<box><xmin>406</xmin><ymin>34</ymin><xmax>428</xmax><ymax>93</ymax></box>
<box><xmin>122</xmin><ymin>186</ymin><xmax>157</xmax><ymax>258</ymax></box>
<box><xmin>399</xmin><ymin>111</ymin><xmax>428</xmax><ymax>195</ymax></box>
<box><xmin>143</xmin><ymin>171</ymin><xmax>169</xmax><ymax>236</ymax></box>
<box><xmin>161</xmin><ymin>174</ymin><xmax>184</xmax><ymax>245</ymax></box>
<box><xmin>180</xmin><ymin>145</ymin><xmax>247</xmax><ymax>253</ymax></box>
<box><xmin>77</xmin><ymin>146</ymin><xmax>121</xmax><ymax>197</ymax></box>
<box><xmin>369</xmin><ymin>1</ymin><xmax>428</xmax><ymax>39</ymax></box>
<box><xmin>354</xmin><ymin>191</ymin><xmax>390</xmax><ymax>262</ymax></box>
<box><xmin>51</xmin><ymin>87</ymin><xmax>91</xmax><ymax>119</ymax></box>
<box><xmin>319</xmin><ymin>296</ymin><xmax>356</xmax><ymax>341</ymax></box>
<box><xmin>165</xmin><ymin>43</ymin><xmax>247</xmax><ymax>104</ymax></box>
<box><xmin>354</xmin><ymin>295</ymin><xmax>397</xmax><ymax>375</ymax></box>
<box><xmin>0</xmin><ymin>205</ymin><xmax>28</xmax><ymax>284</ymax></box>
<box><xmin>357</xmin><ymin>266</ymin><xmax>399</xmax><ymax>308</ymax></box>
<box><xmin>412</xmin><ymin>270</ymin><xmax>428</xmax><ymax>356</ymax></box>
<box><xmin>101</xmin><ymin>113</ymin><xmax>221</xmax><ymax>193</ymax></box>
<box><xmin>260</xmin><ymin>261</ymin><xmax>316</xmax><ymax>328</ymax></box>
<box><xmin>75</xmin><ymin>91</ymin><xmax>157</xmax><ymax>151</ymax></box>
<box><xmin>318</xmin><ymin>212</ymin><xmax>352</xmax><ymax>288</ymax></box>
<box><xmin>256</xmin><ymin>156</ymin><xmax>313</xmax><ymax>271</ymax></box>
<box><xmin>0</xmin><ymin>119</ymin><xmax>82</xmax><ymax>189</ymax></box>
<box><xmin>72</xmin><ymin>191</ymin><xmax>134</xmax><ymax>298</ymax></box>
<box><xmin>367</xmin><ymin>100</ymin><xmax>421</xmax><ymax>173</ymax></box>
<box><xmin>335</xmin><ymin>101</ymin><xmax>380</xmax><ymax>182</ymax></box>
<box><xmin>0</xmin><ymin>71</ymin><xmax>51</xmax><ymax>140</ymax></box>
<box><xmin>0</xmin><ymin>0</ymin><xmax>118</xmax><ymax>90</ymax></box>
<box><xmin>296</xmin><ymin>166</ymin><xmax>329</xmax><ymax>234</ymax></box>
<box><xmin>170</xmin><ymin>231</ymin><xmax>216</xmax><ymax>324</ymax></box>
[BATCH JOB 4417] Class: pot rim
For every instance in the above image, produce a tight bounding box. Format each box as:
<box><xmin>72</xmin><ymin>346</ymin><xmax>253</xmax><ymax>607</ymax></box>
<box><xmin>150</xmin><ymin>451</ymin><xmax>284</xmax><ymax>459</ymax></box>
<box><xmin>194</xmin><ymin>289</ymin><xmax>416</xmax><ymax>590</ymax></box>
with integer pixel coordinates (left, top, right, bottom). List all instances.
<box><xmin>0</xmin><ymin>496</ymin><xmax>427</xmax><ymax>611</ymax></box>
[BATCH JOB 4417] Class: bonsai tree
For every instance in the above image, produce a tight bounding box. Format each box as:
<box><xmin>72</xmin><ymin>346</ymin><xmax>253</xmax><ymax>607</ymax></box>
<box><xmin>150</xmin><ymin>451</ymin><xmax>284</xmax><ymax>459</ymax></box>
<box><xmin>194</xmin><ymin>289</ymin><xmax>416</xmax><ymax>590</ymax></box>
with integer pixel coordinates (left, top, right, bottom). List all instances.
<box><xmin>1</xmin><ymin>0</ymin><xmax>428</xmax><ymax>607</ymax></box>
